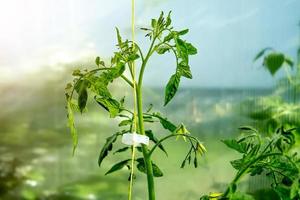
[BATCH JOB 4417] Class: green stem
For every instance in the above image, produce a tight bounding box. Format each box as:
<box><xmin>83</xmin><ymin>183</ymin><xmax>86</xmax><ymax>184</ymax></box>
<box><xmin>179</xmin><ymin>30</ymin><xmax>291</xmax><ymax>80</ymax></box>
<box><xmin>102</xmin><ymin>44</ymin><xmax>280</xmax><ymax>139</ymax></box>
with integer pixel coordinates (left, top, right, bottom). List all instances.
<box><xmin>134</xmin><ymin>35</ymin><xmax>159</xmax><ymax>200</ymax></box>
<box><xmin>223</xmin><ymin>152</ymin><xmax>281</xmax><ymax>197</ymax></box>
<box><xmin>136</xmin><ymin>85</ymin><xmax>156</xmax><ymax>200</ymax></box>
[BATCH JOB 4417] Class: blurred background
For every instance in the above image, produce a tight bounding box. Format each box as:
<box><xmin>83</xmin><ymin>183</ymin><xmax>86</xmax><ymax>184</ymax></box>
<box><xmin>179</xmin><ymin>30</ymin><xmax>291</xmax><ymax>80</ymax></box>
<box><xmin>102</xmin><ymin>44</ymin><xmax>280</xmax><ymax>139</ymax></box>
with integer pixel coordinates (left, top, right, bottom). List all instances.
<box><xmin>0</xmin><ymin>0</ymin><xmax>299</xmax><ymax>199</ymax></box>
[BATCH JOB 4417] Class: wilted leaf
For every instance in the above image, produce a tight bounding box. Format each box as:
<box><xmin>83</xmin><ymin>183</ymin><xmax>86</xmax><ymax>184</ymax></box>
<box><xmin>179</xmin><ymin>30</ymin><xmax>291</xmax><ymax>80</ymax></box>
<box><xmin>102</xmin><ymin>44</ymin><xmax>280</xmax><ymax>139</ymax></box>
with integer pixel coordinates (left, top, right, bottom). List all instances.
<box><xmin>98</xmin><ymin>134</ymin><xmax>118</xmax><ymax>166</ymax></box>
<box><xmin>67</xmin><ymin>100</ymin><xmax>78</xmax><ymax>155</ymax></box>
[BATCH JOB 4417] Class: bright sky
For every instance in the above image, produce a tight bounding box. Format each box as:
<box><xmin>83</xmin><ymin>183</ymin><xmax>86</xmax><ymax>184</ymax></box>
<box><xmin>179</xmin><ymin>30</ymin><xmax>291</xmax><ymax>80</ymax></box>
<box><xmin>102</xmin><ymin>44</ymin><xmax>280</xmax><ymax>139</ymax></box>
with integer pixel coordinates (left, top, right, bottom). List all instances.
<box><xmin>0</xmin><ymin>0</ymin><xmax>299</xmax><ymax>87</ymax></box>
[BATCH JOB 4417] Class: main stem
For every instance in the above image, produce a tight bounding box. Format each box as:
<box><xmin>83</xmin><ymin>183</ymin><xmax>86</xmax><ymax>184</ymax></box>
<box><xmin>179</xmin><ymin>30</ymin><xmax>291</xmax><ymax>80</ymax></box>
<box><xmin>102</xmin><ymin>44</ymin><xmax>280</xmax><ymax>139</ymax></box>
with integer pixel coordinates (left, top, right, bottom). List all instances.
<box><xmin>136</xmin><ymin>85</ymin><xmax>156</xmax><ymax>200</ymax></box>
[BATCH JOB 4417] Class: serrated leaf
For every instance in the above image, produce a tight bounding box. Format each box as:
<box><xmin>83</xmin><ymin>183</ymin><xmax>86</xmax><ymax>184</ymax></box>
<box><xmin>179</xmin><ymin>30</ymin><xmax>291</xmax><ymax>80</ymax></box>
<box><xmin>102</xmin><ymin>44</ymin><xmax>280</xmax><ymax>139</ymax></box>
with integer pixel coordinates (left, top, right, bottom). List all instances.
<box><xmin>67</xmin><ymin>100</ymin><xmax>78</xmax><ymax>155</ymax></box>
<box><xmin>164</xmin><ymin>73</ymin><xmax>181</xmax><ymax>106</ymax></box>
<box><xmin>145</xmin><ymin>130</ymin><xmax>168</xmax><ymax>156</ymax></box>
<box><xmin>177</xmin><ymin>61</ymin><xmax>192</xmax><ymax>79</ymax></box>
<box><xmin>263</xmin><ymin>52</ymin><xmax>285</xmax><ymax>76</ymax></box>
<box><xmin>105</xmin><ymin>159</ymin><xmax>131</xmax><ymax>175</ymax></box>
<box><xmin>136</xmin><ymin>158</ymin><xmax>163</xmax><ymax>177</ymax></box>
<box><xmin>98</xmin><ymin>134</ymin><xmax>118</xmax><ymax>166</ymax></box>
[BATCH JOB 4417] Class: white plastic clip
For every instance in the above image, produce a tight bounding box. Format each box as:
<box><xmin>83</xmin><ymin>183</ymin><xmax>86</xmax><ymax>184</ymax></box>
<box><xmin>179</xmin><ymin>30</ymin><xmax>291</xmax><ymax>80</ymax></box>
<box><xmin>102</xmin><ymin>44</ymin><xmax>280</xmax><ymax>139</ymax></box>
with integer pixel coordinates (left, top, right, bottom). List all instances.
<box><xmin>121</xmin><ymin>132</ymin><xmax>149</xmax><ymax>146</ymax></box>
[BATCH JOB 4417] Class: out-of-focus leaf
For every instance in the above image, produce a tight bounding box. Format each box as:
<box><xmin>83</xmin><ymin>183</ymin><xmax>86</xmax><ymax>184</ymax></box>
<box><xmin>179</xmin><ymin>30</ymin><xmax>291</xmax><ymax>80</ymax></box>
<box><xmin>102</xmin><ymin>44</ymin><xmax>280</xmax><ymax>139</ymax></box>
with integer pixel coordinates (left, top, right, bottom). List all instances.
<box><xmin>67</xmin><ymin>100</ymin><xmax>77</xmax><ymax>155</ymax></box>
<box><xmin>263</xmin><ymin>52</ymin><xmax>285</xmax><ymax>76</ymax></box>
<box><xmin>222</xmin><ymin>139</ymin><xmax>248</xmax><ymax>153</ymax></box>
<box><xmin>113</xmin><ymin>147</ymin><xmax>130</xmax><ymax>154</ymax></box>
<box><xmin>253</xmin><ymin>47</ymin><xmax>272</xmax><ymax>61</ymax></box>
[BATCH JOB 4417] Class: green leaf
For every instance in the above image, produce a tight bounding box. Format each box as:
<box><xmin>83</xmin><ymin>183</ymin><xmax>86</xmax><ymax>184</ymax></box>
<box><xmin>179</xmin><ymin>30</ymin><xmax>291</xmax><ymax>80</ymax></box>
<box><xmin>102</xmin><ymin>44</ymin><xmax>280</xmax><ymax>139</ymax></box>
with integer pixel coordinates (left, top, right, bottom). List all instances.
<box><xmin>177</xmin><ymin>61</ymin><xmax>192</xmax><ymax>79</ymax></box>
<box><xmin>136</xmin><ymin>158</ymin><xmax>163</xmax><ymax>177</ymax></box>
<box><xmin>238</xmin><ymin>126</ymin><xmax>258</xmax><ymax>133</ymax></box>
<box><xmin>164</xmin><ymin>73</ymin><xmax>181</xmax><ymax>106</ymax></box>
<box><xmin>105</xmin><ymin>159</ymin><xmax>131</xmax><ymax>175</ymax></box>
<box><xmin>290</xmin><ymin>177</ymin><xmax>300</xmax><ymax>199</ymax></box>
<box><xmin>98</xmin><ymin>134</ymin><xmax>118</xmax><ymax>166</ymax></box>
<box><xmin>145</xmin><ymin>130</ymin><xmax>168</xmax><ymax>156</ymax></box>
<box><xmin>156</xmin><ymin>45</ymin><xmax>170</xmax><ymax>54</ymax></box>
<box><xmin>115</xmin><ymin>27</ymin><xmax>122</xmax><ymax>47</ymax></box>
<box><xmin>230</xmin><ymin>192</ymin><xmax>255</xmax><ymax>200</ymax></box>
<box><xmin>75</xmin><ymin>79</ymin><xmax>89</xmax><ymax>113</ymax></box>
<box><xmin>67</xmin><ymin>100</ymin><xmax>78</xmax><ymax>155</ymax></box>
<box><xmin>284</xmin><ymin>56</ymin><xmax>294</xmax><ymax>68</ymax></box>
<box><xmin>163</xmin><ymin>32</ymin><xmax>175</xmax><ymax>42</ymax></box>
<box><xmin>128</xmin><ymin>53</ymin><xmax>140</xmax><ymax>61</ymax></box>
<box><xmin>186</xmin><ymin>43</ymin><xmax>197</xmax><ymax>55</ymax></box>
<box><xmin>95</xmin><ymin>97</ymin><xmax>121</xmax><ymax>118</ymax></box>
<box><xmin>78</xmin><ymin>88</ymin><xmax>87</xmax><ymax>113</ymax></box>
<box><xmin>118</xmin><ymin>119</ymin><xmax>132</xmax><ymax>127</ymax></box>
<box><xmin>151</xmin><ymin>19</ymin><xmax>157</xmax><ymax>29</ymax></box>
<box><xmin>113</xmin><ymin>147</ymin><xmax>130</xmax><ymax>154</ymax></box>
<box><xmin>175</xmin><ymin>38</ymin><xmax>189</xmax><ymax>62</ymax></box>
<box><xmin>165</xmin><ymin>11</ymin><xmax>172</xmax><ymax>27</ymax></box>
<box><xmin>263</xmin><ymin>52</ymin><xmax>285</xmax><ymax>76</ymax></box>
<box><xmin>177</xmin><ymin>29</ymin><xmax>189</xmax><ymax>35</ymax></box>
<box><xmin>95</xmin><ymin>56</ymin><xmax>100</xmax><ymax>66</ymax></box>
<box><xmin>222</xmin><ymin>139</ymin><xmax>248</xmax><ymax>153</ymax></box>
<box><xmin>152</xmin><ymin>112</ymin><xmax>177</xmax><ymax>132</ymax></box>
<box><xmin>253</xmin><ymin>47</ymin><xmax>272</xmax><ymax>61</ymax></box>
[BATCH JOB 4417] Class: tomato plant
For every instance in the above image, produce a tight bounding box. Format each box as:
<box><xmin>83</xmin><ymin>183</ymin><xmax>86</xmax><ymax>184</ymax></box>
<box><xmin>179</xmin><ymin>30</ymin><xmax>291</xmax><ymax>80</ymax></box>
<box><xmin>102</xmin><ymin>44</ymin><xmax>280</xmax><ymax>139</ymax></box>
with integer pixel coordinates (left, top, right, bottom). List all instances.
<box><xmin>65</xmin><ymin>11</ymin><xmax>205</xmax><ymax>200</ymax></box>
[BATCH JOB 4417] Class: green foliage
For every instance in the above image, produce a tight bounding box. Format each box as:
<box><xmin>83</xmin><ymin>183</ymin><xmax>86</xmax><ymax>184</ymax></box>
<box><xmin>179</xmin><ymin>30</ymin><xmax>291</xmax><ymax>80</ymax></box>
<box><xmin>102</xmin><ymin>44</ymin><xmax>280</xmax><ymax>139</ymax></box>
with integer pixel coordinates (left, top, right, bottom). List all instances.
<box><xmin>64</xmin><ymin>11</ymin><xmax>203</xmax><ymax>200</ymax></box>
<box><xmin>136</xmin><ymin>158</ymin><xmax>163</xmax><ymax>177</ymax></box>
<box><xmin>98</xmin><ymin>133</ymin><xmax>119</xmax><ymax>166</ymax></box>
<box><xmin>254</xmin><ymin>48</ymin><xmax>293</xmax><ymax>76</ymax></box>
<box><xmin>105</xmin><ymin>159</ymin><xmax>131</xmax><ymax>175</ymax></box>
<box><xmin>201</xmin><ymin>126</ymin><xmax>299</xmax><ymax>200</ymax></box>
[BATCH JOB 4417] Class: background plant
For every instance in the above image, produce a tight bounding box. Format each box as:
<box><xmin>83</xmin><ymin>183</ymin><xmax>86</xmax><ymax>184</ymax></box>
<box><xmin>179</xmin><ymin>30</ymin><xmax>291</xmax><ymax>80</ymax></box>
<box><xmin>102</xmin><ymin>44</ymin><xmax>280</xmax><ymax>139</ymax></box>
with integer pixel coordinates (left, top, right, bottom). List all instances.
<box><xmin>200</xmin><ymin>126</ymin><xmax>300</xmax><ymax>200</ymax></box>
<box><xmin>65</xmin><ymin>11</ymin><xmax>205</xmax><ymax>200</ymax></box>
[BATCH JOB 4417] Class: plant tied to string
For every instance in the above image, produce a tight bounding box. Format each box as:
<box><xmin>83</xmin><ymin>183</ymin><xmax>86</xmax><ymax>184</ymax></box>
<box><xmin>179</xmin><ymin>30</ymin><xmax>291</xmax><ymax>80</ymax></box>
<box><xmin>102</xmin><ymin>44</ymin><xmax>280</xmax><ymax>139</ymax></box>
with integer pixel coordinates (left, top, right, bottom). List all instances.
<box><xmin>65</xmin><ymin>11</ymin><xmax>205</xmax><ymax>200</ymax></box>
